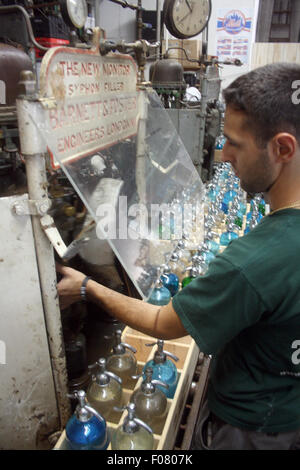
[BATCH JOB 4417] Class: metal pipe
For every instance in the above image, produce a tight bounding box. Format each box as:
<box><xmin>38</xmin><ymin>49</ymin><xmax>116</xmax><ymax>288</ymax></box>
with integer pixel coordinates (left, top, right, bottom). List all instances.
<box><xmin>137</xmin><ymin>0</ymin><xmax>143</xmax><ymax>40</ymax></box>
<box><xmin>197</xmin><ymin>71</ymin><xmax>208</xmax><ymax>175</ymax></box>
<box><xmin>95</xmin><ymin>0</ymin><xmax>100</xmax><ymax>28</ymax></box>
<box><xmin>156</xmin><ymin>0</ymin><xmax>161</xmax><ymax>59</ymax></box>
<box><xmin>135</xmin><ymin>89</ymin><xmax>148</xmax><ymax>205</ymax></box>
<box><xmin>0</xmin><ymin>5</ymin><xmax>49</xmax><ymax>51</ymax></box>
<box><xmin>16</xmin><ymin>71</ymin><xmax>71</xmax><ymax>430</ymax></box>
<box><xmin>109</xmin><ymin>0</ymin><xmax>141</xmax><ymax>11</ymax></box>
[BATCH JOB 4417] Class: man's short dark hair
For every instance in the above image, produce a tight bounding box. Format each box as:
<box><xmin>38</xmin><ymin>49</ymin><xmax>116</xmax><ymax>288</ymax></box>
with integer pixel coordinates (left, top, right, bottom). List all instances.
<box><xmin>223</xmin><ymin>62</ymin><xmax>300</xmax><ymax>147</ymax></box>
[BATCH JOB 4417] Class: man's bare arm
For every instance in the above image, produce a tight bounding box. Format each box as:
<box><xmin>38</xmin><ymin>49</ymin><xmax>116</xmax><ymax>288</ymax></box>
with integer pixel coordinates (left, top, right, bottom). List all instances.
<box><xmin>87</xmin><ymin>280</ymin><xmax>187</xmax><ymax>339</ymax></box>
<box><xmin>56</xmin><ymin>264</ymin><xmax>187</xmax><ymax>340</ymax></box>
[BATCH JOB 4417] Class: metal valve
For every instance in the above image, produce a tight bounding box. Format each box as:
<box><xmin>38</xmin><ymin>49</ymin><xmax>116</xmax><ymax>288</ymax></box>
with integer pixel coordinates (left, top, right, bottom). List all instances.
<box><xmin>114</xmin><ymin>329</ymin><xmax>137</xmax><ymax>354</ymax></box>
<box><xmin>205</xmin><ymin>229</ymin><xmax>219</xmax><ymax>240</ymax></box>
<box><xmin>67</xmin><ymin>390</ymin><xmax>105</xmax><ymax>424</ymax></box>
<box><xmin>131</xmin><ymin>367</ymin><xmax>169</xmax><ymax>391</ymax></box>
<box><xmin>143</xmin><ymin>367</ymin><xmax>169</xmax><ymax>390</ymax></box>
<box><xmin>115</xmin><ymin>402</ymin><xmax>153</xmax><ymax>435</ymax></box>
<box><xmin>88</xmin><ymin>357</ymin><xmax>122</xmax><ymax>385</ymax></box>
<box><xmin>105</xmin><ymin>330</ymin><xmax>137</xmax><ymax>355</ymax></box>
<box><xmin>183</xmin><ymin>265</ymin><xmax>199</xmax><ymax>277</ymax></box>
<box><xmin>99</xmin><ymin>39</ymin><xmax>160</xmax><ymax>83</ymax></box>
<box><xmin>145</xmin><ymin>339</ymin><xmax>179</xmax><ymax>364</ymax></box>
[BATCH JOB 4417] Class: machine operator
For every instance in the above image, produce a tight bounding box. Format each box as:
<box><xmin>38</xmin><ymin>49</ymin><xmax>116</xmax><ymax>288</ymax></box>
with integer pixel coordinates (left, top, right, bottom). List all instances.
<box><xmin>57</xmin><ymin>62</ymin><xmax>300</xmax><ymax>450</ymax></box>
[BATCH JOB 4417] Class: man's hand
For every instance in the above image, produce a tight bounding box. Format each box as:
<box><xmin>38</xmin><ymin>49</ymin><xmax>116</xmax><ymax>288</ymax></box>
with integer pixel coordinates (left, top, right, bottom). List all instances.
<box><xmin>56</xmin><ymin>264</ymin><xmax>187</xmax><ymax>340</ymax></box>
<box><xmin>56</xmin><ymin>263</ymin><xmax>86</xmax><ymax>310</ymax></box>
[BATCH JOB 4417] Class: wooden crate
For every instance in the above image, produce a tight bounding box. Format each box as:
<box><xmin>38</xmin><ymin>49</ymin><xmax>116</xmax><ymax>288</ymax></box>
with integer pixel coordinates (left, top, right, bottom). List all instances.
<box><xmin>54</xmin><ymin>327</ymin><xmax>199</xmax><ymax>450</ymax></box>
<box><xmin>214</xmin><ymin>149</ymin><xmax>223</xmax><ymax>163</ymax></box>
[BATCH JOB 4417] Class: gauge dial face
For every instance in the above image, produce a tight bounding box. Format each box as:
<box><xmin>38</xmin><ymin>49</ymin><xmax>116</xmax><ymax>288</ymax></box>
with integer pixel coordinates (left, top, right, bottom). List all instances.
<box><xmin>167</xmin><ymin>0</ymin><xmax>211</xmax><ymax>39</ymax></box>
<box><xmin>66</xmin><ymin>0</ymin><xmax>88</xmax><ymax>29</ymax></box>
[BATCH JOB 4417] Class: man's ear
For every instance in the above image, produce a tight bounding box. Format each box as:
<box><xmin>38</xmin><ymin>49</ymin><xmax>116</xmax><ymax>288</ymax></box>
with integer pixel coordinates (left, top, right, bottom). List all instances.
<box><xmin>269</xmin><ymin>133</ymin><xmax>297</xmax><ymax>163</ymax></box>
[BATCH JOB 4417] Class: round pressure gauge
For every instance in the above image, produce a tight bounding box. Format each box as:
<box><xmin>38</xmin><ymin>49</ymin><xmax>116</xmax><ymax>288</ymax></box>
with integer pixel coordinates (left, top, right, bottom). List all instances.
<box><xmin>60</xmin><ymin>0</ymin><xmax>88</xmax><ymax>29</ymax></box>
<box><xmin>163</xmin><ymin>0</ymin><xmax>211</xmax><ymax>39</ymax></box>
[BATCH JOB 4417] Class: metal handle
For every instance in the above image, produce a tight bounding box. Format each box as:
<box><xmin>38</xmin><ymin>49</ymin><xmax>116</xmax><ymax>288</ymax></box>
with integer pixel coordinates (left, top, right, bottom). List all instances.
<box><xmin>68</xmin><ymin>390</ymin><xmax>106</xmax><ymax>424</ymax></box>
<box><xmin>121</xmin><ymin>342</ymin><xmax>137</xmax><ymax>354</ymax></box>
<box><xmin>115</xmin><ymin>403</ymin><xmax>153</xmax><ymax>436</ymax></box>
<box><xmin>134</xmin><ymin>417</ymin><xmax>153</xmax><ymax>435</ymax></box>
<box><xmin>151</xmin><ymin>379</ymin><xmax>169</xmax><ymax>389</ymax></box>
<box><xmin>164</xmin><ymin>350</ymin><xmax>179</xmax><ymax>362</ymax></box>
<box><xmin>99</xmin><ymin>38</ymin><xmax>160</xmax><ymax>56</ymax></box>
<box><xmin>106</xmin><ymin>371</ymin><xmax>122</xmax><ymax>385</ymax></box>
<box><xmin>88</xmin><ymin>358</ymin><xmax>106</xmax><ymax>373</ymax></box>
<box><xmin>210</xmin><ymin>230</ymin><xmax>219</xmax><ymax>238</ymax></box>
<box><xmin>113</xmin><ymin>405</ymin><xmax>125</xmax><ymax>413</ymax></box>
<box><xmin>131</xmin><ymin>373</ymin><xmax>142</xmax><ymax>380</ymax></box>
<box><xmin>145</xmin><ymin>341</ymin><xmax>179</xmax><ymax>362</ymax></box>
<box><xmin>88</xmin><ymin>363</ymin><xmax>97</xmax><ymax>373</ymax></box>
<box><xmin>88</xmin><ymin>358</ymin><xmax>122</xmax><ymax>384</ymax></box>
<box><xmin>62</xmin><ymin>237</ymin><xmax>90</xmax><ymax>261</ymax></box>
<box><xmin>0</xmin><ymin>5</ymin><xmax>48</xmax><ymax>51</ymax></box>
<box><xmin>85</xmin><ymin>405</ymin><xmax>106</xmax><ymax>424</ymax></box>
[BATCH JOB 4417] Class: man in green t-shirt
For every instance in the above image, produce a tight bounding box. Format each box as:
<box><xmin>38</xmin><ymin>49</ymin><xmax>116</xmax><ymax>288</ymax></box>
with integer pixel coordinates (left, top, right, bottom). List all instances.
<box><xmin>57</xmin><ymin>63</ymin><xmax>300</xmax><ymax>449</ymax></box>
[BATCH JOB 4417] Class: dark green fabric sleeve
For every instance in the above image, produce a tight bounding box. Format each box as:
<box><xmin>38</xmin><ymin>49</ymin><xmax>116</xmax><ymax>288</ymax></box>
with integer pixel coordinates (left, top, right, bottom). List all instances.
<box><xmin>172</xmin><ymin>255</ymin><xmax>266</xmax><ymax>355</ymax></box>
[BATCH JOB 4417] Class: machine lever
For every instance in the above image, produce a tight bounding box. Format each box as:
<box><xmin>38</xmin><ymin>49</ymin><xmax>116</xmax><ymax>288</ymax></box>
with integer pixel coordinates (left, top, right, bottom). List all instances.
<box><xmin>40</xmin><ymin>214</ymin><xmax>89</xmax><ymax>261</ymax></box>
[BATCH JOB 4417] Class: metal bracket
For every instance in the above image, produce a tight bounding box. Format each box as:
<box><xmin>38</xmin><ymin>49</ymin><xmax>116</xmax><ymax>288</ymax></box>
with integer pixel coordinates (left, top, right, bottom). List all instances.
<box><xmin>12</xmin><ymin>200</ymin><xmax>90</xmax><ymax>261</ymax></box>
<box><xmin>12</xmin><ymin>198</ymin><xmax>52</xmax><ymax>216</ymax></box>
<box><xmin>38</xmin><ymin>96</ymin><xmax>57</xmax><ymax>110</ymax></box>
<box><xmin>40</xmin><ymin>214</ymin><xmax>67</xmax><ymax>259</ymax></box>
<box><xmin>40</xmin><ymin>215</ymin><xmax>89</xmax><ymax>261</ymax></box>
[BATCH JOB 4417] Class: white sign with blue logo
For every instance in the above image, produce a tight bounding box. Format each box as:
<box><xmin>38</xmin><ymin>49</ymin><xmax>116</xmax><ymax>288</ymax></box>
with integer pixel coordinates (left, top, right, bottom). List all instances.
<box><xmin>216</xmin><ymin>9</ymin><xmax>253</xmax><ymax>65</ymax></box>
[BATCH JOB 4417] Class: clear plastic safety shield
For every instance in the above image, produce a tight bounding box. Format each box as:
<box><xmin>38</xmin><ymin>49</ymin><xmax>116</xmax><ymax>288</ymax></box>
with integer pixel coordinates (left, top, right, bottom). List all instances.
<box><xmin>32</xmin><ymin>46</ymin><xmax>204</xmax><ymax>300</ymax></box>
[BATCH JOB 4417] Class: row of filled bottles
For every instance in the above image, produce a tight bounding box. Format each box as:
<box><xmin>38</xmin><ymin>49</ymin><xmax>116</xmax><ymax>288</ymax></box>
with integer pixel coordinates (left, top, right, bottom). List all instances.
<box><xmin>65</xmin><ymin>331</ymin><xmax>179</xmax><ymax>450</ymax></box>
<box><xmin>147</xmin><ymin>163</ymin><xmax>267</xmax><ymax>306</ymax></box>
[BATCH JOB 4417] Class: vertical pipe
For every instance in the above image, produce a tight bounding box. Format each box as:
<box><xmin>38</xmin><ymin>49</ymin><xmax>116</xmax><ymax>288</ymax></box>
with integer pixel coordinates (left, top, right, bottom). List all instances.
<box><xmin>16</xmin><ymin>72</ymin><xmax>71</xmax><ymax>430</ymax></box>
<box><xmin>136</xmin><ymin>88</ymin><xmax>148</xmax><ymax>206</ymax></box>
<box><xmin>197</xmin><ymin>70</ymin><xmax>208</xmax><ymax>176</ymax></box>
<box><xmin>95</xmin><ymin>0</ymin><xmax>101</xmax><ymax>28</ymax></box>
<box><xmin>156</xmin><ymin>0</ymin><xmax>161</xmax><ymax>60</ymax></box>
<box><xmin>137</xmin><ymin>0</ymin><xmax>142</xmax><ymax>39</ymax></box>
